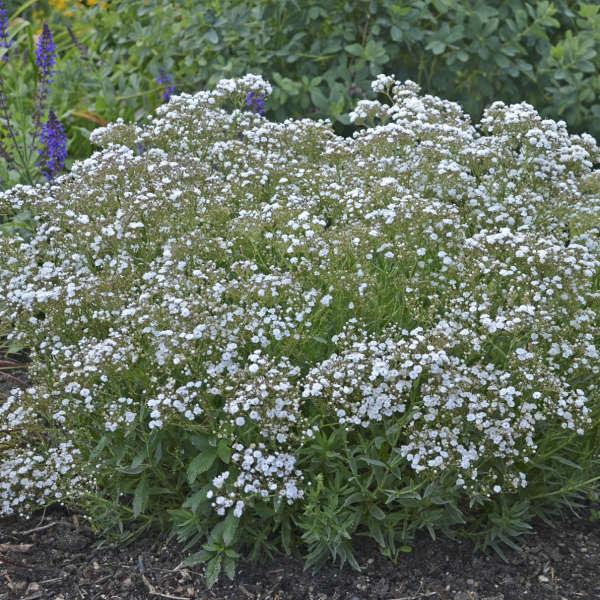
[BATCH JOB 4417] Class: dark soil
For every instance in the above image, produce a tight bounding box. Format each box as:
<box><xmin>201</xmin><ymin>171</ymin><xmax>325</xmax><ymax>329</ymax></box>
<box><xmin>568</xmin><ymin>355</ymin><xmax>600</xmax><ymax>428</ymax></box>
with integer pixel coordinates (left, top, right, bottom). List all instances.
<box><xmin>1</xmin><ymin>503</ymin><xmax>600</xmax><ymax>600</ymax></box>
<box><xmin>2</xmin><ymin>371</ymin><xmax>600</xmax><ymax>600</ymax></box>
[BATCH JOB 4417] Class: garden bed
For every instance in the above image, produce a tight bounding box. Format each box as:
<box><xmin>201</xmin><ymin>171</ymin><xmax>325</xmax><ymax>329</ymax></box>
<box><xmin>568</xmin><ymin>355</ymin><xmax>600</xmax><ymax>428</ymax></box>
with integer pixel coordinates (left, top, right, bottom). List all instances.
<box><xmin>1</xmin><ymin>501</ymin><xmax>599</xmax><ymax>600</ymax></box>
<box><xmin>1</xmin><ymin>74</ymin><xmax>600</xmax><ymax>596</ymax></box>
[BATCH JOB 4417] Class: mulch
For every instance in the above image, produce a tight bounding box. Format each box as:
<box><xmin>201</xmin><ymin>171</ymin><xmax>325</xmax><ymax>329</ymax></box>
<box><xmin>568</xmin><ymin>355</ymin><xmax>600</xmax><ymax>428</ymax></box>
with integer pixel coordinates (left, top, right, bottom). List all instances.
<box><xmin>1</xmin><ymin>497</ymin><xmax>599</xmax><ymax>599</ymax></box>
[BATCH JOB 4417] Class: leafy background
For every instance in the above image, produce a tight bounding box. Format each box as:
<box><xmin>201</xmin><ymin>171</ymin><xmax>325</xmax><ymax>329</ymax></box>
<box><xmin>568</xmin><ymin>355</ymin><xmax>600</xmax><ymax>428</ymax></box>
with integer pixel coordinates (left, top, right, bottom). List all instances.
<box><xmin>2</xmin><ymin>0</ymin><xmax>600</xmax><ymax>189</ymax></box>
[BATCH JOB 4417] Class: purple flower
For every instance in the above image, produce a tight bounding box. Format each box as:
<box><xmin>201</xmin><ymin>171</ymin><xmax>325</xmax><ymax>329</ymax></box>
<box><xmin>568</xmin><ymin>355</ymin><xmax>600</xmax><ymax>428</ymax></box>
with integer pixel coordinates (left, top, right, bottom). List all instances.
<box><xmin>245</xmin><ymin>91</ymin><xmax>266</xmax><ymax>116</ymax></box>
<box><xmin>0</xmin><ymin>1</ymin><xmax>12</xmax><ymax>62</ymax></box>
<box><xmin>157</xmin><ymin>70</ymin><xmax>175</xmax><ymax>102</ymax></box>
<box><xmin>38</xmin><ymin>109</ymin><xmax>67</xmax><ymax>181</ymax></box>
<box><xmin>35</xmin><ymin>23</ymin><xmax>56</xmax><ymax>83</ymax></box>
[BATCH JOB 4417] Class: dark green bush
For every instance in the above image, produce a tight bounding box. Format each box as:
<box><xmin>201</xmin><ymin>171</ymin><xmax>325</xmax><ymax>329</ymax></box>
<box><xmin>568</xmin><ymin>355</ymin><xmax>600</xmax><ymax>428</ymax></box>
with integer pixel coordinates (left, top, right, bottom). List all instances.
<box><xmin>64</xmin><ymin>0</ymin><xmax>600</xmax><ymax>139</ymax></box>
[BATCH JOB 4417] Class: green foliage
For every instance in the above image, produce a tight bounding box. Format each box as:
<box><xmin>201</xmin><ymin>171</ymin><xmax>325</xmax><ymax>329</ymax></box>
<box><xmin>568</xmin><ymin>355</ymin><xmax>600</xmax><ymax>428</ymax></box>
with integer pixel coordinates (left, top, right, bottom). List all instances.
<box><xmin>44</xmin><ymin>0</ymin><xmax>600</xmax><ymax>147</ymax></box>
<box><xmin>1</xmin><ymin>0</ymin><xmax>598</xmax><ymax>188</ymax></box>
<box><xmin>0</xmin><ymin>3</ymin><xmax>96</xmax><ymax>189</ymax></box>
<box><xmin>1</xmin><ymin>73</ymin><xmax>600</xmax><ymax>589</ymax></box>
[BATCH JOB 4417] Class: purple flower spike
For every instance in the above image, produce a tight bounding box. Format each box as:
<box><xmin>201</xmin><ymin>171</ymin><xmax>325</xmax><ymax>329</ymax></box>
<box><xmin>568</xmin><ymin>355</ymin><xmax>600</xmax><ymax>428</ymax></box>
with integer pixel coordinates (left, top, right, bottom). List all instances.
<box><xmin>157</xmin><ymin>69</ymin><xmax>175</xmax><ymax>102</ymax></box>
<box><xmin>0</xmin><ymin>2</ymin><xmax>13</xmax><ymax>62</ymax></box>
<box><xmin>35</xmin><ymin>23</ymin><xmax>56</xmax><ymax>83</ymax></box>
<box><xmin>245</xmin><ymin>91</ymin><xmax>266</xmax><ymax>116</ymax></box>
<box><xmin>38</xmin><ymin>109</ymin><xmax>67</xmax><ymax>181</ymax></box>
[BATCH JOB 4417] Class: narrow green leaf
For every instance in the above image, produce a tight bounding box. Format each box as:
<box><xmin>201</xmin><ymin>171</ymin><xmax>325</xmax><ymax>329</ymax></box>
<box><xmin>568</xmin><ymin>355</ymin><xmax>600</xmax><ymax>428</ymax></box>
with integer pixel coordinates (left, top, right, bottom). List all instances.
<box><xmin>217</xmin><ymin>439</ymin><xmax>231</xmax><ymax>464</ymax></box>
<box><xmin>187</xmin><ymin>447</ymin><xmax>218</xmax><ymax>484</ymax></box>
<box><xmin>133</xmin><ymin>476</ymin><xmax>149</xmax><ymax>517</ymax></box>
<box><xmin>369</xmin><ymin>504</ymin><xmax>386</xmax><ymax>520</ymax></box>
<box><xmin>223</xmin><ymin>555</ymin><xmax>236</xmax><ymax>581</ymax></box>
<box><xmin>222</xmin><ymin>512</ymin><xmax>239</xmax><ymax>546</ymax></box>
<box><xmin>204</xmin><ymin>555</ymin><xmax>222</xmax><ymax>589</ymax></box>
<box><xmin>181</xmin><ymin>548</ymin><xmax>213</xmax><ymax>566</ymax></box>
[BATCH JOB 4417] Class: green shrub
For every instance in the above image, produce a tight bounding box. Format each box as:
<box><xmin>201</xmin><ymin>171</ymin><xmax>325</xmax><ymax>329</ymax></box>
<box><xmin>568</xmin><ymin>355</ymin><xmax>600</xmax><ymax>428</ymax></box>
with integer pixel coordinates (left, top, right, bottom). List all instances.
<box><xmin>1</xmin><ymin>74</ymin><xmax>599</xmax><ymax>586</ymax></box>
<box><xmin>3</xmin><ymin>0</ymin><xmax>600</xmax><ymax>190</ymax></box>
<box><xmin>60</xmin><ymin>0</ymin><xmax>600</xmax><ymax>139</ymax></box>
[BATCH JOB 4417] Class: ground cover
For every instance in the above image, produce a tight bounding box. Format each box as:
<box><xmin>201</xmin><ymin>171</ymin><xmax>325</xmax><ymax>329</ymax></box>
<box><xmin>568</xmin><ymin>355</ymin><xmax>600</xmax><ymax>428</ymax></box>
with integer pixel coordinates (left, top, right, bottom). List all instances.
<box><xmin>0</xmin><ymin>74</ymin><xmax>599</xmax><ymax>591</ymax></box>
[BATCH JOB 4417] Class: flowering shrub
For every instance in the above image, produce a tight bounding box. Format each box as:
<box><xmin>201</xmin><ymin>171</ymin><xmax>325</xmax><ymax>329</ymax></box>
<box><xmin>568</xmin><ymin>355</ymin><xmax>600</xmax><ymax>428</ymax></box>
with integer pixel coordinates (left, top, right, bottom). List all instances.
<box><xmin>1</xmin><ymin>73</ymin><xmax>599</xmax><ymax>585</ymax></box>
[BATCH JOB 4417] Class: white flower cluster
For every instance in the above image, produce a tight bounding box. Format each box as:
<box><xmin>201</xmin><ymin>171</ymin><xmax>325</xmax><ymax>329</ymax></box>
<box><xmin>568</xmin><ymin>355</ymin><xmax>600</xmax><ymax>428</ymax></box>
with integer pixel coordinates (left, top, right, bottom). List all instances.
<box><xmin>209</xmin><ymin>442</ymin><xmax>303</xmax><ymax>516</ymax></box>
<box><xmin>0</xmin><ymin>73</ymin><xmax>598</xmax><ymax>515</ymax></box>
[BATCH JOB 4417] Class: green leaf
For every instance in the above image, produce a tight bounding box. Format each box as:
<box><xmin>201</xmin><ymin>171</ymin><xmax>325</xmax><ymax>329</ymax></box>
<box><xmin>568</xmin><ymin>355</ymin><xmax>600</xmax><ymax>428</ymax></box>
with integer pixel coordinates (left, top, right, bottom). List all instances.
<box><xmin>206</xmin><ymin>29</ymin><xmax>219</xmax><ymax>44</ymax></box>
<box><xmin>367</xmin><ymin>517</ymin><xmax>385</xmax><ymax>546</ymax></box>
<box><xmin>117</xmin><ymin>450</ymin><xmax>147</xmax><ymax>475</ymax></box>
<box><xmin>369</xmin><ymin>504</ymin><xmax>386</xmax><ymax>520</ymax></box>
<box><xmin>181</xmin><ymin>548</ymin><xmax>213</xmax><ymax>567</ymax></box>
<box><xmin>223</xmin><ymin>554</ymin><xmax>237</xmax><ymax>581</ymax></box>
<box><xmin>182</xmin><ymin>487</ymin><xmax>210</xmax><ymax>513</ymax></box>
<box><xmin>359</xmin><ymin>457</ymin><xmax>387</xmax><ymax>468</ymax></box>
<box><xmin>90</xmin><ymin>435</ymin><xmax>110</xmax><ymax>461</ymax></box>
<box><xmin>343</xmin><ymin>491</ymin><xmax>366</xmax><ymax>507</ymax></box>
<box><xmin>344</xmin><ymin>43</ymin><xmax>365</xmax><ymax>57</ymax></box>
<box><xmin>217</xmin><ymin>439</ymin><xmax>231</xmax><ymax>464</ymax></box>
<box><xmin>390</xmin><ymin>25</ymin><xmax>404</xmax><ymax>42</ymax></box>
<box><xmin>133</xmin><ymin>475</ymin><xmax>149</xmax><ymax>517</ymax></box>
<box><xmin>253</xmin><ymin>501</ymin><xmax>275</xmax><ymax>518</ymax></box>
<box><xmin>222</xmin><ymin>512</ymin><xmax>239</xmax><ymax>546</ymax></box>
<box><xmin>426</xmin><ymin>40</ymin><xmax>446</xmax><ymax>55</ymax></box>
<box><xmin>204</xmin><ymin>555</ymin><xmax>222</xmax><ymax>589</ymax></box>
<box><xmin>190</xmin><ymin>434</ymin><xmax>210</xmax><ymax>451</ymax></box>
<box><xmin>187</xmin><ymin>447</ymin><xmax>218</xmax><ymax>484</ymax></box>
<box><xmin>310</xmin><ymin>87</ymin><xmax>330</xmax><ymax>111</ymax></box>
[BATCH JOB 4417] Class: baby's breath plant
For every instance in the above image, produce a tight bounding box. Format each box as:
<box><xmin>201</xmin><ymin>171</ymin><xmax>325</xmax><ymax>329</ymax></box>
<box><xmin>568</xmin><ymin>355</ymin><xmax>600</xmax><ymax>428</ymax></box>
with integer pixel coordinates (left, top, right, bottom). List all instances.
<box><xmin>0</xmin><ymin>73</ymin><xmax>599</xmax><ymax>586</ymax></box>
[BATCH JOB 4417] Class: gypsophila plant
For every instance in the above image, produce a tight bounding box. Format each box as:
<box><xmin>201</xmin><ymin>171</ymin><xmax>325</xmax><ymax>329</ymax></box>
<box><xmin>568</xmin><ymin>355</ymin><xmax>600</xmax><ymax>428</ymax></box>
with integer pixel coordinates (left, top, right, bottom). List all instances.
<box><xmin>0</xmin><ymin>72</ymin><xmax>599</xmax><ymax>586</ymax></box>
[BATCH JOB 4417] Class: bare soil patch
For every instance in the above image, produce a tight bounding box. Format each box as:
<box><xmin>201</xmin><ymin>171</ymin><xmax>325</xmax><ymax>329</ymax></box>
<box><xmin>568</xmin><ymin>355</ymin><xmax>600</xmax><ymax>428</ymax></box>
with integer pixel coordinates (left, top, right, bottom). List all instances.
<box><xmin>1</xmin><ymin>499</ymin><xmax>599</xmax><ymax>599</ymax></box>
